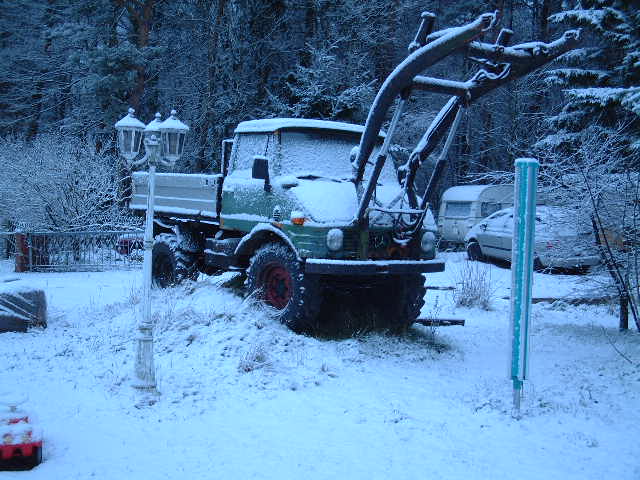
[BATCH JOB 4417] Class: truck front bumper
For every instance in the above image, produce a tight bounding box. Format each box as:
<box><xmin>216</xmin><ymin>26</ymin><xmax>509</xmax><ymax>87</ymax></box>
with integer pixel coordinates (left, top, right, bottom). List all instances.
<box><xmin>304</xmin><ymin>258</ymin><xmax>445</xmax><ymax>275</ymax></box>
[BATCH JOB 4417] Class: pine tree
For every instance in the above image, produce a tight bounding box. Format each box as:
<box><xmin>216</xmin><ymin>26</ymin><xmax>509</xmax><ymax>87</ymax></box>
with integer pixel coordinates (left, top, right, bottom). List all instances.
<box><xmin>541</xmin><ymin>0</ymin><xmax>640</xmax><ymax>153</ymax></box>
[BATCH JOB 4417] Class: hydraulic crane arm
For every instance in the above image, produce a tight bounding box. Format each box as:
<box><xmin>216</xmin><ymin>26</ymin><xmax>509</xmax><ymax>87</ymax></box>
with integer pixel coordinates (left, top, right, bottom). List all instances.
<box><xmin>352</xmin><ymin>10</ymin><xmax>580</xmax><ymax>242</ymax></box>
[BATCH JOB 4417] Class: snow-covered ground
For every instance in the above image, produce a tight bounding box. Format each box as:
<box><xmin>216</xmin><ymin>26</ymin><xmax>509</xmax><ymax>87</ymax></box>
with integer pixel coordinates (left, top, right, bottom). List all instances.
<box><xmin>1</xmin><ymin>254</ymin><xmax>638</xmax><ymax>479</ymax></box>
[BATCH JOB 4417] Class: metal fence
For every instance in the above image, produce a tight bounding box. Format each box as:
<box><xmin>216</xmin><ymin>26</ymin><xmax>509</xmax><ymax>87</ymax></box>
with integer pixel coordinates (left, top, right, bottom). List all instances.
<box><xmin>0</xmin><ymin>230</ymin><xmax>144</xmax><ymax>272</ymax></box>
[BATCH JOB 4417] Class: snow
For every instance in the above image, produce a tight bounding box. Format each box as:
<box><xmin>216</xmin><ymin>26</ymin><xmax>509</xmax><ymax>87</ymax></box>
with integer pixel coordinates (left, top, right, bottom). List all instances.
<box><xmin>157</xmin><ymin>111</ymin><xmax>189</xmax><ymax>132</ymax></box>
<box><xmin>441</xmin><ymin>184</ymin><xmax>511</xmax><ymax>202</ymax></box>
<box><xmin>130</xmin><ymin>205</ymin><xmax>218</xmax><ymax>219</ymax></box>
<box><xmin>0</xmin><ymin>277</ymin><xmax>36</xmax><ymax>295</ymax></box>
<box><xmin>287</xmin><ymin>178</ymin><xmax>428</xmax><ymax>228</ymax></box>
<box><xmin>411</xmin><ymin>96</ymin><xmax>458</xmax><ymax>160</ymax></box>
<box><xmin>549</xmin><ymin>9</ymin><xmax>606</xmax><ymax>26</ymax></box>
<box><xmin>567</xmin><ymin>87</ymin><xmax>627</xmax><ymax>104</ymax></box>
<box><xmin>234</xmin><ymin>118</ymin><xmax>386</xmax><ymax>137</ymax></box>
<box><xmin>0</xmin><ymin>256</ymin><xmax>638</xmax><ymax>479</ymax></box>
<box><xmin>235</xmin><ymin>223</ymin><xmax>301</xmax><ymax>260</ymax></box>
<box><xmin>144</xmin><ymin>113</ymin><xmax>162</xmax><ymax>133</ymax></box>
<box><xmin>277</xmin><ymin>130</ymin><xmax>396</xmax><ymax>184</ymax></box>
<box><xmin>114</xmin><ymin>110</ymin><xmax>145</xmax><ymax>130</ymax></box>
<box><xmin>290</xmin><ymin>180</ymin><xmax>357</xmax><ymax>223</ymax></box>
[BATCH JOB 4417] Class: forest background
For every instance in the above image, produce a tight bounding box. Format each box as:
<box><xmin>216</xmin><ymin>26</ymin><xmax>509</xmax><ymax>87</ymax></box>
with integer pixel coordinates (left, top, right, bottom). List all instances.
<box><xmin>0</xmin><ymin>0</ymin><xmax>636</xmax><ymax>177</ymax></box>
<box><xmin>0</xmin><ymin>0</ymin><xmax>637</xmax><ymax>250</ymax></box>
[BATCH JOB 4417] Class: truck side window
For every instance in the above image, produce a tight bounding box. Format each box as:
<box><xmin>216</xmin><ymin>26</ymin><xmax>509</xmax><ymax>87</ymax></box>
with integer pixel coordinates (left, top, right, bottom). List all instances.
<box><xmin>232</xmin><ymin>134</ymin><xmax>269</xmax><ymax>172</ymax></box>
<box><xmin>444</xmin><ymin>201</ymin><xmax>472</xmax><ymax>218</ymax></box>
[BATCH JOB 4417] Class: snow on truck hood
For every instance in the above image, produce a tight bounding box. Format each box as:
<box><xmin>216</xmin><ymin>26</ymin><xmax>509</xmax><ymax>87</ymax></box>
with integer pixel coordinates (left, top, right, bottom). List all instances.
<box><xmin>288</xmin><ymin>177</ymin><xmax>436</xmax><ymax>229</ymax></box>
<box><xmin>289</xmin><ymin>179</ymin><xmax>356</xmax><ymax>223</ymax></box>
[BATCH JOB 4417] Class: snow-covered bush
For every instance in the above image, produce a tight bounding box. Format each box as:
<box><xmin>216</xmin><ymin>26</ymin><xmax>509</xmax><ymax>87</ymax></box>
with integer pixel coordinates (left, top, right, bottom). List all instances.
<box><xmin>453</xmin><ymin>260</ymin><xmax>495</xmax><ymax>311</ymax></box>
<box><xmin>0</xmin><ymin>134</ymin><xmax>138</xmax><ymax>232</ymax></box>
<box><xmin>537</xmin><ymin>126</ymin><xmax>639</xmax><ymax>329</ymax></box>
<box><xmin>238</xmin><ymin>344</ymin><xmax>271</xmax><ymax>373</ymax></box>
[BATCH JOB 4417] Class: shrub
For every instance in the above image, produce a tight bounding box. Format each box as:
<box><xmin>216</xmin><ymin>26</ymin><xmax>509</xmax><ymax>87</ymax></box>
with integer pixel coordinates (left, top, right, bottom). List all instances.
<box><xmin>238</xmin><ymin>344</ymin><xmax>271</xmax><ymax>373</ymax></box>
<box><xmin>452</xmin><ymin>260</ymin><xmax>495</xmax><ymax>310</ymax></box>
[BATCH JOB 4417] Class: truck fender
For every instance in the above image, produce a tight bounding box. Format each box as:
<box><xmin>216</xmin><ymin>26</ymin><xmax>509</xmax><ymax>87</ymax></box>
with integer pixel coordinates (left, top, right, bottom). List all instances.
<box><xmin>234</xmin><ymin>223</ymin><xmax>301</xmax><ymax>263</ymax></box>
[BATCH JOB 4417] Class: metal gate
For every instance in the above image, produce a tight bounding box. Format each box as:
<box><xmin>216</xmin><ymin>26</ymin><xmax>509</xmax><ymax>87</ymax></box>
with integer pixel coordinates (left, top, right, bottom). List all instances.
<box><xmin>0</xmin><ymin>230</ymin><xmax>144</xmax><ymax>272</ymax></box>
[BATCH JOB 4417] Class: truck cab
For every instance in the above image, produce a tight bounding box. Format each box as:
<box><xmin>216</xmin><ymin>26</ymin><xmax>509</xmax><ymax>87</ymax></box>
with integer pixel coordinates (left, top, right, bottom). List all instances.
<box><xmin>221</xmin><ymin>118</ymin><xmax>438</xmax><ymax>262</ymax></box>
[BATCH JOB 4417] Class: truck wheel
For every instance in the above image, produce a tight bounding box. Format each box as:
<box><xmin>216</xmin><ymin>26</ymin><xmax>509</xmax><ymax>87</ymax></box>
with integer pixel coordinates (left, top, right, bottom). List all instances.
<box><xmin>246</xmin><ymin>242</ymin><xmax>321</xmax><ymax>333</ymax></box>
<box><xmin>152</xmin><ymin>233</ymin><xmax>198</xmax><ymax>288</ymax></box>
<box><xmin>382</xmin><ymin>274</ymin><xmax>426</xmax><ymax>333</ymax></box>
<box><xmin>466</xmin><ymin>240</ymin><xmax>483</xmax><ymax>261</ymax></box>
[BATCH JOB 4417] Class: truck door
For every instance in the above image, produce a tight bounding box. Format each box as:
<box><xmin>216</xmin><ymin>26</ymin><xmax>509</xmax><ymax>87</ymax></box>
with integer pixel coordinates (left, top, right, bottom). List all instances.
<box><xmin>216</xmin><ymin>138</ymin><xmax>234</xmax><ymax>216</ymax></box>
<box><xmin>221</xmin><ymin>133</ymin><xmax>275</xmax><ymax>226</ymax></box>
<box><xmin>477</xmin><ymin>210</ymin><xmax>510</xmax><ymax>259</ymax></box>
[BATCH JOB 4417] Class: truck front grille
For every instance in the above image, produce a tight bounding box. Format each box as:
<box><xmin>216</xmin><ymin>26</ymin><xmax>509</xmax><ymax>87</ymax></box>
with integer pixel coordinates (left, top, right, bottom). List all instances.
<box><xmin>368</xmin><ymin>230</ymin><xmax>415</xmax><ymax>259</ymax></box>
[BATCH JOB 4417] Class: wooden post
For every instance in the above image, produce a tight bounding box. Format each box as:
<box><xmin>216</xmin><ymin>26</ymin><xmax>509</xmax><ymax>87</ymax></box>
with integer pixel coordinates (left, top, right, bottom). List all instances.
<box><xmin>14</xmin><ymin>233</ymin><xmax>29</xmax><ymax>273</ymax></box>
<box><xmin>620</xmin><ymin>293</ymin><xmax>629</xmax><ymax>331</ymax></box>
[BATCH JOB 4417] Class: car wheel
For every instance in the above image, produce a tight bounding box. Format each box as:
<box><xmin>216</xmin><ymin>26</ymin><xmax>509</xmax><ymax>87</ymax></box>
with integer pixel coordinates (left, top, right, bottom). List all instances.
<box><xmin>246</xmin><ymin>242</ymin><xmax>322</xmax><ymax>333</ymax></box>
<box><xmin>466</xmin><ymin>240</ymin><xmax>483</xmax><ymax>261</ymax></box>
<box><xmin>151</xmin><ymin>233</ymin><xmax>198</xmax><ymax>288</ymax></box>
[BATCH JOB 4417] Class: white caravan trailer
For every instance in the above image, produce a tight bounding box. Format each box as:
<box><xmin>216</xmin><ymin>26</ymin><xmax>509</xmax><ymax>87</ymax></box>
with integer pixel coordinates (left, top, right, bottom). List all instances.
<box><xmin>438</xmin><ymin>185</ymin><xmax>514</xmax><ymax>244</ymax></box>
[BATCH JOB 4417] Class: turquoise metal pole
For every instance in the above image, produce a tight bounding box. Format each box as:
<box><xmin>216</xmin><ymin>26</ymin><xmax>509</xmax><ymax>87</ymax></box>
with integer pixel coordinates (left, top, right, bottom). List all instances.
<box><xmin>509</xmin><ymin>158</ymin><xmax>539</xmax><ymax>418</ymax></box>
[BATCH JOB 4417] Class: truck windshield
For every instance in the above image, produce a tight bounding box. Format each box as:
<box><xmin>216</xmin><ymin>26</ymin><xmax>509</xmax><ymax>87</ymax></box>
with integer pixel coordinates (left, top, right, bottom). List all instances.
<box><xmin>278</xmin><ymin>130</ymin><xmax>398</xmax><ymax>185</ymax></box>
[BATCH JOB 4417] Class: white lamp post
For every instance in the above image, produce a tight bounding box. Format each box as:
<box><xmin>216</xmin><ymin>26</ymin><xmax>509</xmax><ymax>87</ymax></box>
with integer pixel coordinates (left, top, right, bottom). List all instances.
<box><xmin>115</xmin><ymin>107</ymin><xmax>189</xmax><ymax>402</ymax></box>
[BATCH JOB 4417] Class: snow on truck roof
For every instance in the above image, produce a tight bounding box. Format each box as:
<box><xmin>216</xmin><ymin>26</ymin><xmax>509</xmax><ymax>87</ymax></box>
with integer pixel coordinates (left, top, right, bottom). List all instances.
<box><xmin>442</xmin><ymin>184</ymin><xmax>512</xmax><ymax>202</ymax></box>
<box><xmin>234</xmin><ymin>118</ymin><xmax>386</xmax><ymax>137</ymax></box>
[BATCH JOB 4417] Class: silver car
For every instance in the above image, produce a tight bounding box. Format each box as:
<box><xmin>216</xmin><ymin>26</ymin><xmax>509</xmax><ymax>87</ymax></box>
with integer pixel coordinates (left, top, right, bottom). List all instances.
<box><xmin>464</xmin><ymin>206</ymin><xmax>600</xmax><ymax>270</ymax></box>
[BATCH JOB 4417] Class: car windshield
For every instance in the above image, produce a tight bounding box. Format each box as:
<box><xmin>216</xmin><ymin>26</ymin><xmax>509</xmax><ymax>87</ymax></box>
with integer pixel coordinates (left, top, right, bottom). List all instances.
<box><xmin>278</xmin><ymin>129</ymin><xmax>397</xmax><ymax>185</ymax></box>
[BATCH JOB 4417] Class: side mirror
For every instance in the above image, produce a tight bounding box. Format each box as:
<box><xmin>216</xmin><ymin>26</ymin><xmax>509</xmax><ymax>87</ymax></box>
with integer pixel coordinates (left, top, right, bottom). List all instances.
<box><xmin>252</xmin><ymin>155</ymin><xmax>271</xmax><ymax>192</ymax></box>
<box><xmin>480</xmin><ymin>223</ymin><xmax>487</xmax><ymax>231</ymax></box>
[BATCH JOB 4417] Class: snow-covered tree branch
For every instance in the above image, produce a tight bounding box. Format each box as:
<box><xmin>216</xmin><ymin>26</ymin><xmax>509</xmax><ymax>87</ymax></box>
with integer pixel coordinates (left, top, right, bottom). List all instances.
<box><xmin>0</xmin><ymin>135</ymin><xmax>140</xmax><ymax>232</ymax></box>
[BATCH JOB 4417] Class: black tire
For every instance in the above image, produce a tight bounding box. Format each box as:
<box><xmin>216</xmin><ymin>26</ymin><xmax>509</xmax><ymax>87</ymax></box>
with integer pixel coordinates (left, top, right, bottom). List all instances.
<box><xmin>246</xmin><ymin>242</ymin><xmax>322</xmax><ymax>333</ymax></box>
<box><xmin>26</xmin><ymin>446</ymin><xmax>42</xmax><ymax>469</ymax></box>
<box><xmin>341</xmin><ymin>274</ymin><xmax>426</xmax><ymax>334</ymax></box>
<box><xmin>152</xmin><ymin>233</ymin><xmax>198</xmax><ymax>288</ymax></box>
<box><xmin>466</xmin><ymin>240</ymin><xmax>483</xmax><ymax>261</ymax></box>
<box><xmin>379</xmin><ymin>274</ymin><xmax>426</xmax><ymax>333</ymax></box>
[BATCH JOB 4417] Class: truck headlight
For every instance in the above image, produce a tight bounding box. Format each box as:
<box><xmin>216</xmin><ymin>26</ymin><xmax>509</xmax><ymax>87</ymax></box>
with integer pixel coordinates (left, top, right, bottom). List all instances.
<box><xmin>326</xmin><ymin>229</ymin><xmax>344</xmax><ymax>251</ymax></box>
<box><xmin>421</xmin><ymin>231</ymin><xmax>436</xmax><ymax>253</ymax></box>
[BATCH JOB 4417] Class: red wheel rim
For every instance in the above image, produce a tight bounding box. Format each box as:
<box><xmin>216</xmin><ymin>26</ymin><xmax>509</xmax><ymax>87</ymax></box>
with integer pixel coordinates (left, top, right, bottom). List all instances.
<box><xmin>262</xmin><ymin>263</ymin><xmax>293</xmax><ymax>310</ymax></box>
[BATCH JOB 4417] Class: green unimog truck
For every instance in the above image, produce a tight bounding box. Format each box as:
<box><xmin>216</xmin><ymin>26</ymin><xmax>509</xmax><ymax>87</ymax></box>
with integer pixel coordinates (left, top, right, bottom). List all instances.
<box><xmin>131</xmin><ymin>118</ymin><xmax>443</xmax><ymax>333</ymax></box>
<box><xmin>130</xmin><ymin>11</ymin><xmax>579</xmax><ymax>333</ymax></box>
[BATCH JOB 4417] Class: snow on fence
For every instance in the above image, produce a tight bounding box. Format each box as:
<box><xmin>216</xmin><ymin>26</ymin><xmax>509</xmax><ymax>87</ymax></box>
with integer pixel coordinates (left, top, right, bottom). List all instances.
<box><xmin>0</xmin><ymin>230</ymin><xmax>144</xmax><ymax>272</ymax></box>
